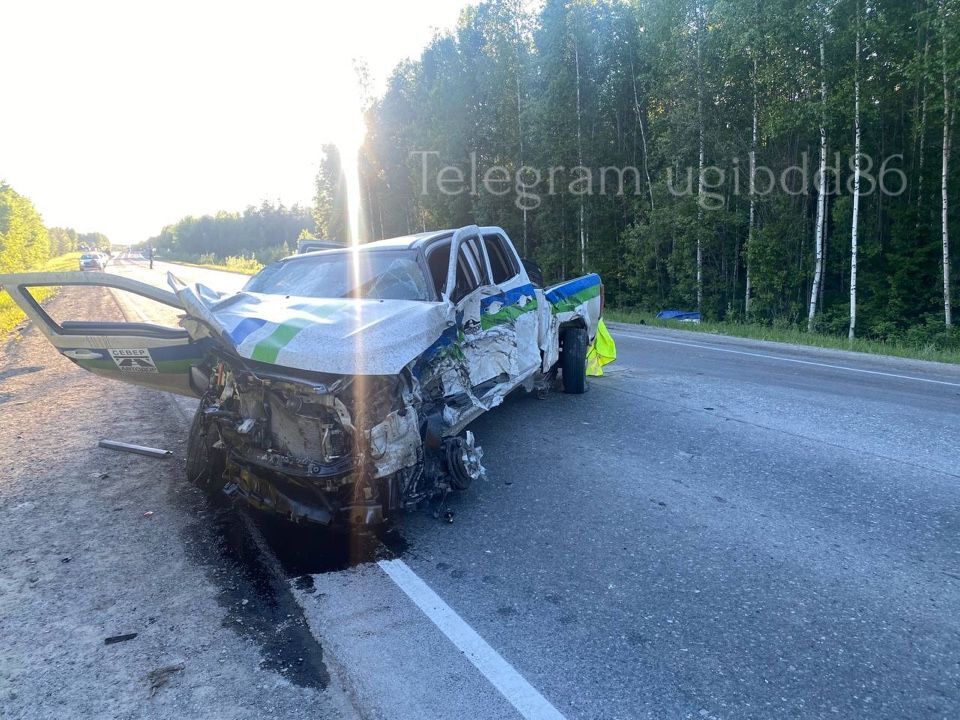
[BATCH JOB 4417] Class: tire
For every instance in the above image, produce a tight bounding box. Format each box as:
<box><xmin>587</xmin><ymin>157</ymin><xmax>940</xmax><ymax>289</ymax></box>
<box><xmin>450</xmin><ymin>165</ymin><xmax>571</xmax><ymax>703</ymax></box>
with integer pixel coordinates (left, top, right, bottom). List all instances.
<box><xmin>560</xmin><ymin>326</ymin><xmax>588</xmax><ymax>394</ymax></box>
<box><xmin>186</xmin><ymin>406</ymin><xmax>226</xmax><ymax>490</ymax></box>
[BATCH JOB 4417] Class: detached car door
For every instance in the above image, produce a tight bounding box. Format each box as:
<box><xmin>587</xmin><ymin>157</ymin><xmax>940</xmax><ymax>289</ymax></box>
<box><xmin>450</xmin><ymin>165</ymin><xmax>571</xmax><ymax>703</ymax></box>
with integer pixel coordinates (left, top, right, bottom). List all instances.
<box><xmin>0</xmin><ymin>271</ymin><xmax>207</xmax><ymax>397</ymax></box>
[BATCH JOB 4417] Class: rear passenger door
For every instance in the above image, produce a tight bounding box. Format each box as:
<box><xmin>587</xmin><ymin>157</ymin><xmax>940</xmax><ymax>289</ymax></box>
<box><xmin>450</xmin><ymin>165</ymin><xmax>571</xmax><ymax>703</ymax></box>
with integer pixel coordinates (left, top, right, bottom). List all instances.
<box><xmin>434</xmin><ymin>226</ymin><xmax>513</xmax><ymax>397</ymax></box>
<box><xmin>479</xmin><ymin>230</ymin><xmax>541</xmax><ymax>378</ymax></box>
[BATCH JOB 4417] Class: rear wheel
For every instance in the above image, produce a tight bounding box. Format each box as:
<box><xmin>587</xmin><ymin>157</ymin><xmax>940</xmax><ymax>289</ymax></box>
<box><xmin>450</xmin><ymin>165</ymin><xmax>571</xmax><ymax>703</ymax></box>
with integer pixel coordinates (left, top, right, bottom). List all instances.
<box><xmin>560</xmin><ymin>326</ymin><xmax>588</xmax><ymax>394</ymax></box>
<box><xmin>186</xmin><ymin>406</ymin><xmax>226</xmax><ymax>490</ymax></box>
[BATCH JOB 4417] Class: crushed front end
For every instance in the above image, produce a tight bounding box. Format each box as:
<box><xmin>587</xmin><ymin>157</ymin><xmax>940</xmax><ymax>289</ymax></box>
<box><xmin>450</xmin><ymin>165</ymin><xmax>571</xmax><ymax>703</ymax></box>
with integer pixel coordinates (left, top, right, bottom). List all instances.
<box><xmin>191</xmin><ymin>352</ymin><xmax>485</xmax><ymax>527</ymax></box>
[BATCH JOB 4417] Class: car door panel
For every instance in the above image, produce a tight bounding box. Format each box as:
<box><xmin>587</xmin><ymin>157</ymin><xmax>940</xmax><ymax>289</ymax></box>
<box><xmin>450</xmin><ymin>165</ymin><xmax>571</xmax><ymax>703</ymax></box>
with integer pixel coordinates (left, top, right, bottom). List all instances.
<box><xmin>445</xmin><ymin>227</ymin><xmax>537</xmax><ymax>400</ymax></box>
<box><xmin>0</xmin><ymin>271</ymin><xmax>205</xmax><ymax>397</ymax></box>
<box><xmin>477</xmin><ymin>230</ymin><xmax>541</xmax><ymax>379</ymax></box>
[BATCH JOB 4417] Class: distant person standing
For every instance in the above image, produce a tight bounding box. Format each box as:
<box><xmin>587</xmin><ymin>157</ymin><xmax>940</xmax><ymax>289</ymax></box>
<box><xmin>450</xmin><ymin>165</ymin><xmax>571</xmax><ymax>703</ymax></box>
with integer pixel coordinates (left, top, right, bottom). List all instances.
<box><xmin>148</xmin><ymin>244</ymin><xmax>153</xmax><ymax>269</ymax></box>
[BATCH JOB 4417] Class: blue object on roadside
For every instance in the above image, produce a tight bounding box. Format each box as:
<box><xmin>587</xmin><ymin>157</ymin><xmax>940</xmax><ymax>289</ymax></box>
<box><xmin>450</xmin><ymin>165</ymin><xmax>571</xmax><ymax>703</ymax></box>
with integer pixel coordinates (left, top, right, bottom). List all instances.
<box><xmin>656</xmin><ymin>309</ymin><xmax>701</xmax><ymax>322</ymax></box>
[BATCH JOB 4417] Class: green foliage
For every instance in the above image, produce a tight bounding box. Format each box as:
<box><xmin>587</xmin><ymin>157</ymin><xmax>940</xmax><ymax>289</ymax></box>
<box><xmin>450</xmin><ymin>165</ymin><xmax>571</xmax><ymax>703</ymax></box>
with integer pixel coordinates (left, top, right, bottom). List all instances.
<box><xmin>176</xmin><ymin>254</ymin><xmax>264</xmax><ymax>275</ymax></box>
<box><xmin>146</xmin><ymin>202</ymin><xmax>312</xmax><ymax>262</ymax></box>
<box><xmin>346</xmin><ymin>0</ymin><xmax>960</xmax><ymax>346</ymax></box>
<box><xmin>0</xmin><ymin>182</ymin><xmax>50</xmax><ymax>274</ymax></box>
<box><xmin>605</xmin><ymin>307</ymin><xmax>960</xmax><ymax>364</ymax></box>
<box><xmin>0</xmin><ymin>252</ymin><xmax>83</xmax><ymax>334</ymax></box>
<box><xmin>314</xmin><ymin>144</ymin><xmax>349</xmax><ymax>243</ymax></box>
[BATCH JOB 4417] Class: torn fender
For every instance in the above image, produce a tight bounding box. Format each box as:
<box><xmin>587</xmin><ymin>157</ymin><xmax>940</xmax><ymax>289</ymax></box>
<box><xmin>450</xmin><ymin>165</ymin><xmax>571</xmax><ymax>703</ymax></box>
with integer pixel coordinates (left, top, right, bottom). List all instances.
<box><xmin>544</xmin><ymin>273</ymin><xmax>602</xmax><ymax>336</ymax></box>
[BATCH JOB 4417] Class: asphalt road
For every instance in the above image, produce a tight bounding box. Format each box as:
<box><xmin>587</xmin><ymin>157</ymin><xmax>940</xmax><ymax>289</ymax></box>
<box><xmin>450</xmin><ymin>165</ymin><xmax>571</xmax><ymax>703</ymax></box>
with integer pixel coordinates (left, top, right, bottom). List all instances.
<box><xmin>7</xmin><ymin>258</ymin><xmax>960</xmax><ymax>719</ymax></box>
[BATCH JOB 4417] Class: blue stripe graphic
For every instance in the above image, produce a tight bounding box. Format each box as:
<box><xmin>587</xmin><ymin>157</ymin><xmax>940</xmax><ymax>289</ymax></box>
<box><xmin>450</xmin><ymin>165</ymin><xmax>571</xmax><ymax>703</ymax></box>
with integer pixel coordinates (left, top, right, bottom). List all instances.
<box><xmin>544</xmin><ymin>274</ymin><xmax>600</xmax><ymax>303</ymax></box>
<box><xmin>228</xmin><ymin>317</ymin><xmax>267</xmax><ymax>345</ymax></box>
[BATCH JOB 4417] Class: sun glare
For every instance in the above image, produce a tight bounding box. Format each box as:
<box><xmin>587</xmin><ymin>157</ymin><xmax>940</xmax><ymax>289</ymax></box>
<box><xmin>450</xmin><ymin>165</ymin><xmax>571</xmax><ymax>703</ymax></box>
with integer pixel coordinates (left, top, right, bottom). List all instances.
<box><xmin>333</xmin><ymin>78</ymin><xmax>370</xmax><ymax>558</ymax></box>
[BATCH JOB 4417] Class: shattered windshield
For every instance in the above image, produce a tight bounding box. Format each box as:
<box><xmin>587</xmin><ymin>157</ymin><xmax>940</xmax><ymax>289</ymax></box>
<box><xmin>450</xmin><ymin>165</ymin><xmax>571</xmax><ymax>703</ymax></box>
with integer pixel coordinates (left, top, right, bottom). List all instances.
<box><xmin>244</xmin><ymin>250</ymin><xmax>432</xmax><ymax>301</ymax></box>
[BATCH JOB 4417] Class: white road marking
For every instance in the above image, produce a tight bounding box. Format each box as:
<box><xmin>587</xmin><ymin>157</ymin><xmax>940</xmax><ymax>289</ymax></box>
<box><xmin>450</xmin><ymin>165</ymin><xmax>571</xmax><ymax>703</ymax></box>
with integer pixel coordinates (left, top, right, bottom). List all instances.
<box><xmin>377</xmin><ymin>559</ymin><xmax>567</xmax><ymax>720</ymax></box>
<box><xmin>612</xmin><ymin>332</ymin><xmax>960</xmax><ymax>388</ymax></box>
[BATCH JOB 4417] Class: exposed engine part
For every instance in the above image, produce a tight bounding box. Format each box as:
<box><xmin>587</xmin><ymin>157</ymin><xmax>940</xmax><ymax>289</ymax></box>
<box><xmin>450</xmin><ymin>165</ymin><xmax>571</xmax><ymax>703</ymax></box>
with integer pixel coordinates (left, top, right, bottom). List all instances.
<box><xmin>188</xmin><ymin>344</ymin><xmax>492</xmax><ymax>527</ymax></box>
<box><xmin>444</xmin><ymin>431</ymin><xmax>486</xmax><ymax>490</ymax></box>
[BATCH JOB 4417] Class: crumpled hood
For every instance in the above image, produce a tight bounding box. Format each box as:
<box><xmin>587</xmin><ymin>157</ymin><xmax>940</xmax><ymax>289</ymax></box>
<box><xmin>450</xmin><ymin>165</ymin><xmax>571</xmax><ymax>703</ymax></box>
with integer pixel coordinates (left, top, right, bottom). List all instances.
<box><xmin>169</xmin><ymin>274</ymin><xmax>453</xmax><ymax>376</ymax></box>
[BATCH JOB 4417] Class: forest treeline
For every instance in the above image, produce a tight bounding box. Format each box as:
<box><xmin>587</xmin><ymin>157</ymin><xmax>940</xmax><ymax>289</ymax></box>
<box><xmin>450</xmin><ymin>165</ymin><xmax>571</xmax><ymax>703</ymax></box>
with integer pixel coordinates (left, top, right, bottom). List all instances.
<box><xmin>311</xmin><ymin>0</ymin><xmax>959</xmax><ymax>346</ymax></box>
<box><xmin>0</xmin><ymin>181</ymin><xmax>109</xmax><ymax>274</ymax></box>
<box><xmin>145</xmin><ymin>202</ymin><xmax>314</xmax><ymax>264</ymax></box>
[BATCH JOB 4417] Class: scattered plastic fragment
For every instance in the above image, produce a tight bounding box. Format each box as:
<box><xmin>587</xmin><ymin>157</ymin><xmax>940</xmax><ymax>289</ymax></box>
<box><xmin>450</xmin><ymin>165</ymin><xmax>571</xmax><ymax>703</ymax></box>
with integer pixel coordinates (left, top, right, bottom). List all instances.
<box><xmin>98</xmin><ymin>440</ymin><xmax>172</xmax><ymax>458</ymax></box>
<box><xmin>104</xmin><ymin>633</ymin><xmax>138</xmax><ymax>645</ymax></box>
<box><xmin>147</xmin><ymin>663</ymin><xmax>184</xmax><ymax>697</ymax></box>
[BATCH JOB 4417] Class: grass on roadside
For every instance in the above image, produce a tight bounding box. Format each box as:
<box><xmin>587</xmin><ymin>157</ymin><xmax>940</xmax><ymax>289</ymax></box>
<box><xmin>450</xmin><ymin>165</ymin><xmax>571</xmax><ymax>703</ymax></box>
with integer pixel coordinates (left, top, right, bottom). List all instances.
<box><xmin>605</xmin><ymin>307</ymin><xmax>960</xmax><ymax>365</ymax></box>
<box><xmin>169</xmin><ymin>256</ymin><xmax>263</xmax><ymax>275</ymax></box>
<box><xmin>0</xmin><ymin>253</ymin><xmax>83</xmax><ymax>335</ymax></box>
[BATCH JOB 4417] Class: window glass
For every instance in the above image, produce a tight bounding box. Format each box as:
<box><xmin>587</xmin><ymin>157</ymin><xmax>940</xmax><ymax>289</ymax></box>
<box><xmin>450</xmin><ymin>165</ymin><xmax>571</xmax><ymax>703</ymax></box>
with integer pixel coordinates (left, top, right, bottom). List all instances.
<box><xmin>245</xmin><ymin>250</ymin><xmax>431</xmax><ymax>301</ymax></box>
<box><xmin>425</xmin><ymin>234</ymin><xmax>491</xmax><ymax>300</ymax></box>
<box><xmin>26</xmin><ymin>285</ymin><xmax>183</xmax><ymax>329</ymax></box>
<box><xmin>460</xmin><ymin>236</ymin><xmax>490</xmax><ymax>286</ymax></box>
<box><xmin>427</xmin><ymin>243</ymin><xmax>450</xmax><ymax>296</ymax></box>
<box><xmin>483</xmin><ymin>233</ymin><xmax>519</xmax><ymax>284</ymax></box>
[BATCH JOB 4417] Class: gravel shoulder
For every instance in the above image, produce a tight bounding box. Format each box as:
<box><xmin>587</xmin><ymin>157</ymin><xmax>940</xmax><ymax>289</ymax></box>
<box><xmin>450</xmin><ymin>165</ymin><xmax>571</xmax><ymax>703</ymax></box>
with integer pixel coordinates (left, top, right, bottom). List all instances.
<box><xmin>0</xmin><ymin>287</ymin><xmax>358</xmax><ymax>719</ymax></box>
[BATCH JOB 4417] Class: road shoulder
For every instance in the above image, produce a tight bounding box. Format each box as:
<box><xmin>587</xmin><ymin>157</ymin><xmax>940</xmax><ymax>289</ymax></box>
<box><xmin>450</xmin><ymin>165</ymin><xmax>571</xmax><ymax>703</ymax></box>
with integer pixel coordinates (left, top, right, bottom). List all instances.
<box><xmin>0</xmin><ymin>287</ymin><xmax>358</xmax><ymax>719</ymax></box>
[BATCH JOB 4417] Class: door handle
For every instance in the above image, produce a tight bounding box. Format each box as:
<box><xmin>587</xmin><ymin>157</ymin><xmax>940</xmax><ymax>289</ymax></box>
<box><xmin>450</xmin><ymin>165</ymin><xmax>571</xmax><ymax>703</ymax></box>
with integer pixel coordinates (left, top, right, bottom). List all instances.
<box><xmin>62</xmin><ymin>350</ymin><xmax>102</xmax><ymax>360</ymax></box>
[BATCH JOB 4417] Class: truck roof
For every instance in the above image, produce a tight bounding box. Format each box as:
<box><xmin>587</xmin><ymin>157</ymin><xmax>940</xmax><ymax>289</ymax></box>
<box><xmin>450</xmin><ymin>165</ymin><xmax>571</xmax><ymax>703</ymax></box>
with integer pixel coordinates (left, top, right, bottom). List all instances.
<box><xmin>290</xmin><ymin>226</ymin><xmax>506</xmax><ymax>259</ymax></box>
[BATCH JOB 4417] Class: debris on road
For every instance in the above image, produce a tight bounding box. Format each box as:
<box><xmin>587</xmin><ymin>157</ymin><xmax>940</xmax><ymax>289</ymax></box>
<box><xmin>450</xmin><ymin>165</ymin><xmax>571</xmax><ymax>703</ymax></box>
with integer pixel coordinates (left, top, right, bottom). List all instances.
<box><xmin>146</xmin><ymin>663</ymin><xmax>185</xmax><ymax>697</ymax></box>
<box><xmin>98</xmin><ymin>440</ymin><xmax>172</xmax><ymax>458</ymax></box>
<box><xmin>104</xmin><ymin>633</ymin><xmax>138</xmax><ymax>645</ymax></box>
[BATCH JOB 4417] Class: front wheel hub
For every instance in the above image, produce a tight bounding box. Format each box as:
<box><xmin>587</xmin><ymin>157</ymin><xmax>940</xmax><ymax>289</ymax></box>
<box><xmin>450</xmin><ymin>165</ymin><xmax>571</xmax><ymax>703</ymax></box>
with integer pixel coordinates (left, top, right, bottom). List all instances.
<box><xmin>444</xmin><ymin>431</ymin><xmax>486</xmax><ymax>490</ymax></box>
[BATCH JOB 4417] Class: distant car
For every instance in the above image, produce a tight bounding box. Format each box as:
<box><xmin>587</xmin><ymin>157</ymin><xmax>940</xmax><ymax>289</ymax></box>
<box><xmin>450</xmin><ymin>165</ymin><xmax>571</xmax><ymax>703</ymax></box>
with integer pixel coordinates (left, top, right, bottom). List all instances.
<box><xmin>78</xmin><ymin>253</ymin><xmax>103</xmax><ymax>271</ymax></box>
<box><xmin>297</xmin><ymin>239</ymin><xmax>344</xmax><ymax>254</ymax></box>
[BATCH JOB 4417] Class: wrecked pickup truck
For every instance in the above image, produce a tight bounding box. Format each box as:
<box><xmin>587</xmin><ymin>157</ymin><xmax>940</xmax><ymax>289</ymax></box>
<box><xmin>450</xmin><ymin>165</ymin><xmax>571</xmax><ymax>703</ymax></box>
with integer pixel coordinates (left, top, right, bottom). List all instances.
<box><xmin>0</xmin><ymin>225</ymin><xmax>605</xmax><ymax>526</ymax></box>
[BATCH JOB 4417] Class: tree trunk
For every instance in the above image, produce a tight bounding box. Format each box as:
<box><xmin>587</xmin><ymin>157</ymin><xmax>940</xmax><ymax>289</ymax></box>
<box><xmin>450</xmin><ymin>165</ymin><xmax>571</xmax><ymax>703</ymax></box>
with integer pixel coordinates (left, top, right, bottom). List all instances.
<box><xmin>631</xmin><ymin>53</ymin><xmax>655</xmax><ymax>213</ymax></box>
<box><xmin>850</xmin><ymin>2</ymin><xmax>862</xmax><ymax>341</ymax></box>
<box><xmin>820</xmin><ymin>189</ymin><xmax>829</xmax><ymax>311</ymax></box>
<box><xmin>695</xmin><ymin>1</ymin><xmax>705</xmax><ymax>315</ymax></box>
<box><xmin>918</xmin><ymin>35</ymin><xmax>930</xmax><ymax>221</ymax></box>
<box><xmin>746</xmin><ymin>53</ymin><xmax>758</xmax><ymax>315</ymax></box>
<box><xmin>574</xmin><ymin>35</ymin><xmax>586</xmax><ymax>274</ymax></box>
<box><xmin>942</xmin><ymin>0</ymin><xmax>953</xmax><ymax>327</ymax></box>
<box><xmin>514</xmin><ymin>15</ymin><xmax>528</xmax><ymax>257</ymax></box>
<box><xmin>808</xmin><ymin>37</ymin><xmax>828</xmax><ymax>332</ymax></box>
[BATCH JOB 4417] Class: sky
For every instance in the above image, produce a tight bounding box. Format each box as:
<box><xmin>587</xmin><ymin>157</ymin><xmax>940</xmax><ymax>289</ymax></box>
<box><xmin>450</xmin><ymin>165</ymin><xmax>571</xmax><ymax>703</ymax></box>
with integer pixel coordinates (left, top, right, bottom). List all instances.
<box><xmin>0</xmin><ymin>1</ymin><xmax>474</xmax><ymax>244</ymax></box>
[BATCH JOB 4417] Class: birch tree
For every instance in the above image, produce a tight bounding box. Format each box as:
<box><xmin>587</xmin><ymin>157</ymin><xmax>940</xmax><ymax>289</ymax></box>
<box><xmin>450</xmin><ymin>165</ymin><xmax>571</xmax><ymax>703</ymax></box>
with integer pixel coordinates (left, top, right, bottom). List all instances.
<box><xmin>848</xmin><ymin>0</ymin><xmax>863</xmax><ymax>340</ymax></box>
<box><xmin>941</xmin><ymin>0</ymin><xmax>953</xmax><ymax>327</ymax></box>
<box><xmin>808</xmin><ymin>30</ymin><xmax>829</xmax><ymax>332</ymax></box>
<box><xmin>695</xmin><ymin>0</ymin><xmax>706</xmax><ymax>314</ymax></box>
<box><xmin>745</xmin><ymin>44</ymin><xmax>758</xmax><ymax>315</ymax></box>
<box><xmin>574</xmin><ymin>32</ymin><xmax>586</xmax><ymax>274</ymax></box>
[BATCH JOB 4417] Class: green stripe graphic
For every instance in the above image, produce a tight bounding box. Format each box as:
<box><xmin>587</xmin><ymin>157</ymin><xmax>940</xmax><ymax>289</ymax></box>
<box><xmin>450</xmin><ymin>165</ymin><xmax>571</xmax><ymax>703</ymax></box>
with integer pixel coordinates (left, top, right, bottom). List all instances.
<box><xmin>251</xmin><ymin>317</ymin><xmax>313</xmax><ymax>364</ymax></box>
<box><xmin>481</xmin><ymin>298</ymin><xmax>538</xmax><ymax>330</ymax></box>
<box><xmin>550</xmin><ymin>285</ymin><xmax>600</xmax><ymax>314</ymax></box>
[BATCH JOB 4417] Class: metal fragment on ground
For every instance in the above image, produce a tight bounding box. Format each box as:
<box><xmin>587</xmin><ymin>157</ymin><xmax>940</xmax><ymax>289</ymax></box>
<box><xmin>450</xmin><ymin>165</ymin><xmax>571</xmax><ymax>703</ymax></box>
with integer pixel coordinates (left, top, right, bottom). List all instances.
<box><xmin>104</xmin><ymin>633</ymin><xmax>138</xmax><ymax>645</ymax></box>
<box><xmin>98</xmin><ymin>440</ymin><xmax>173</xmax><ymax>458</ymax></box>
